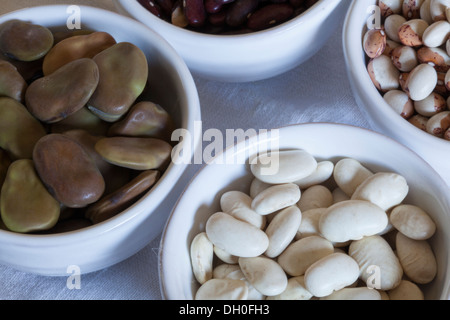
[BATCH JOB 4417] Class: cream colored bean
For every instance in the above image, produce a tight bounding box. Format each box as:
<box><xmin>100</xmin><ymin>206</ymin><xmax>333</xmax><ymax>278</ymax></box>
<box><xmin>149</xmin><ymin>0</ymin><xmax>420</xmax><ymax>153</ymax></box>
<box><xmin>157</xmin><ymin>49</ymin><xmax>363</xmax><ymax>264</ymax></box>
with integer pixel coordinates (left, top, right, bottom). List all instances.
<box><xmin>266</xmin><ymin>276</ymin><xmax>313</xmax><ymax>300</ymax></box>
<box><xmin>264</xmin><ymin>206</ymin><xmax>302</xmax><ymax>258</ymax></box>
<box><xmin>331</xmin><ymin>188</ymin><xmax>350</xmax><ymax>203</ymax></box>
<box><xmin>398</xmin><ymin>19</ymin><xmax>429</xmax><ymax>46</ymax></box>
<box><xmin>239</xmin><ymin>256</ymin><xmax>288</xmax><ymax>296</ymax></box>
<box><xmin>367</xmin><ymin>55</ymin><xmax>400</xmax><ymax>92</ymax></box>
<box><xmin>295</xmin><ymin>208</ymin><xmax>324</xmax><ymax>239</ymax></box>
<box><xmin>430</xmin><ymin>0</ymin><xmax>450</xmax><ymax>21</ymax></box>
<box><xmin>396</xmin><ymin>232</ymin><xmax>437</xmax><ymax>284</ymax></box>
<box><xmin>278</xmin><ymin>235</ymin><xmax>334</xmax><ymax>276</ymax></box>
<box><xmin>220</xmin><ymin>191</ymin><xmax>266</xmax><ymax>229</ymax></box>
<box><xmin>390</xmin><ymin>204</ymin><xmax>436</xmax><ymax>240</ymax></box>
<box><xmin>426</xmin><ymin>110</ymin><xmax>450</xmax><ymax>137</ymax></box>
<box><xmin>251</xmin><ymin>183</ymin><xmax>301</xmax><ymax>215</ymax></box>
<box><xmin>385</xmin><ymin>14</ymin><xmax>407</xmax><ymax>42</ymax></box>
<box><xmin>363</xmin><ymin>29</ymin><xmax>387</xmax><ymax>59</ymax></box>
<box><xmin>351</xmin><ymin>172</ymin><xmax>409</xmax><ymax>211</ymax></box>
<box><xmin>348</xmin><ymin>235</ymin><xmax>403</xmax><ymax>291</ymax></box>
<box><xmin>414</xmin><ymin>92</ymin><xmax>447</xmax><ymax>116</ymax></box>
<box><xmin>380</xmin><ymin>0</ymin><xmax>403</xmax><ymax>16</ymax></box>
<box><xmin>423</xmin><ymin>20</ymin><xmax>450</xmax><ymax>47</ymax></box>
<box><xmin>320</xmin><ymin>287</ymin><xmax>382</xmax><ymax>300</ymax></box>
<box><xmin>190</xmin><ymin>232</ymin><xmax>214</xmax><ymax>285</ymax></box>
<box><xmin>213</xmin><ymin>246</ymin><xmax>239</xmax><ymax>264</ymax></box>
<box><xmin>420</xmin><ymin>0</ymin><xmax>433</xmax><ymax>24</ymax></box>
<box><xmin>333</xmin><ymin>158</ymin><xmax>373</xmax><ymax>197</ymax></box>
<box><xmin>304</xmin><ymin>253</ymin><xmax>360</xmax><ymax>298</ymax></box>
<box><xmin>223</xmin><ymin>268</ymin><xmax>265</xmax><ymax>300</ymax></box>
<box><xmin>249</xmin><ymin>178</ymin><xmax>271</xmax><ymax>198</ymax></box>
<box><xmin>404</xmin><ymin>63</ymin><xmax>438</xmax><ymax>101</ymax></box>
<box><xmin>319</xmin><ymin>200</ymin><xmax>389</xmax><ymax>243</ymax></box>
<box><xmin>388</xmin><ymin>280</ymin><xmax>425</xmax><ymax>300</ymax></box>
<box><xmin>205</xmin><ymin>212</ymin><xmax>269</xmax><ymax>257</ymax></box>
<box><xmin>195</xmin><ymin>278</ymin><xmax>248</xmax><ymax>300</ymax></box>
<box><xmin>297</xmin><ymin>185</ymin><xmax>333</xmax><ymax>212</ymax></box>
<box><xmin>293</xmin><ymin>161</ymin><xmax>334</xmax><ymax>189</ymax></box>
<box><xmin>250</xmin><ymin>149</ymin><xmax>317</xmax><ymax>184</ymax></box>
<box><xmin>213</xmin><ymin>263</ymin><xmax>240</xmax><ymax>279</ymax></box>
<box><xmin>391</xmin><ymin>45</ymin><xmax>419</xmax><ymax>72</ymax></box>
<box><xmin>383</xmin><ymin>89</ymin><xmax>415</xmax><ymax>118</ymax></box>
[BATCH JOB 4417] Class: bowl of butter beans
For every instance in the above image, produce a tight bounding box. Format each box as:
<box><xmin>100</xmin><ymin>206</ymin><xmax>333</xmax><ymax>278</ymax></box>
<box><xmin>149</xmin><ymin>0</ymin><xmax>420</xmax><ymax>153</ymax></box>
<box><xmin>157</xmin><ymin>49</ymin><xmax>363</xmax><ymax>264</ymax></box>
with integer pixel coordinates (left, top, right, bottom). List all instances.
<box><xmin>344</xmin><ymin>0</ymin><xmax>450</xmax><ymax>185</ymax></box>
<box><xmin>159</xmin><ymin>123</ymin><xmax>450</xmax><ymax>300</ymax></box>
<box><xmin>114</xmin><ymin>0</ymin><xmax>347</xmax><ymax>82</ymax></box>
<box><xmin>0</xmin><ymin>5</ymin><xmax>201</xmax><ymax>275</ymax></box>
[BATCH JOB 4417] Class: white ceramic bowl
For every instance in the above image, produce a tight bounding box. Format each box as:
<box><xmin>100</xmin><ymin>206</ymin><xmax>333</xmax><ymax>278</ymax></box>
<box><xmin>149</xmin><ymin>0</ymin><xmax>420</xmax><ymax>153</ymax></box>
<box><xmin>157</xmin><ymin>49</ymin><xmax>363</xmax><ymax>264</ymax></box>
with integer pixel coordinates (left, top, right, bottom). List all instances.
<box><xmin>0</xmin><ymin>5</ymin><xmax>201</xmax><ymax>276</ymax></box>
<box><xmin>114</xmin><ymin>0</ymin><xmax>346</xmax><ymax>82</ymax></box>
<box><xmin>159</xmin><ymin>123</ymin><xmax>450</xmax><ymax>300</ymax></box>
<box><xmin>343</xmin><ymin>0</ymin><xmax>450</xmax><ymax>186</ymax></box>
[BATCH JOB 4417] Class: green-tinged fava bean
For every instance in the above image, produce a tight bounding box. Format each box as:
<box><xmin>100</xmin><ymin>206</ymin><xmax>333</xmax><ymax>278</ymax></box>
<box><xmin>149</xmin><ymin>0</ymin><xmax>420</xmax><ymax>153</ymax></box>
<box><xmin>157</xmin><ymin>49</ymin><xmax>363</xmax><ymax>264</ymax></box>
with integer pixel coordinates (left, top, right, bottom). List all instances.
<box><xmin>0</xmin><ymin>60</ymin><xmax>27</xmax><ymax>102</ymax></box>
<box><xmin>95</xmin><ymin>137</ymin><xmax>172</xmax><ymax>170</ymax></box>
<box><xmin>0</xmin><ymin>20</ymin><xmax>54</xmax><ymax>62</ymax></box>
<box><xmin>43</xmin><ymin>31</ymin><xmax>117</xmax><ymax>76</ymax></box>
<box><xmin>0</xmin><ymin>97</ymin><xmax>47</xmax><ymax>160</ymax></box>
<box><xmin>51</xmin><ymin>107</ymin><xmax>110</xmax><ymax>136</ymax></box>
<box><xmin>0</xmin><ymin>159</ymin><xmax>60</xmax><ymax>233</ymax></box>
<box><xmin>0</xmin><ymin>149</ymin><xmax>11</xmax><ymax>188</ymax></box>
<box><xmin>107</xmin><ymin>101</ymin><xmax>175</xmax><ymax>141</ymax></box>
<box><xmin>33</xmin><ymin>134</ymin><xmax>105</xmax><ymax>208</ymax></box>
<box><xmin>85</xmin><ymin>170</ymin><xmax>160</xmax><ymax>224</ymax></box>
<box><xmin>88</xmin><ymin>42</ymin><xmax>149</xmax><ymax>122</ymax></box>
<box><xmin>25</xmin><ymin>58</ymin><xmax>100</xmax><ymax>123</ymax></box>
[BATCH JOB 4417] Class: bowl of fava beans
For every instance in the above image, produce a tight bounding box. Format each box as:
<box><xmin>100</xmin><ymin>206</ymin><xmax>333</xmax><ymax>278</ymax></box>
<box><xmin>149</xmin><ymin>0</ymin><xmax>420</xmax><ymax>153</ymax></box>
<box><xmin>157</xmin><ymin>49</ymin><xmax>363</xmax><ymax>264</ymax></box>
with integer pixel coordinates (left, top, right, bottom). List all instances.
<box><xmin>159</xmin><ymin>123</ymin><xmax>450</xmax><ymax>300</ymax></box>
<box><xmin>0</xmin><ymin>5</ymin><xmax>201</xmax><ymax>275</ymax></box>
<box><xmin>343</xmin><ymin>0</ymin><xmax>450</xmax><ymax>185</ymax></box>
<box><xmin>114</xmin><ymin>0</ymin><xmax>346</xmax><ymax>82</ymax></box>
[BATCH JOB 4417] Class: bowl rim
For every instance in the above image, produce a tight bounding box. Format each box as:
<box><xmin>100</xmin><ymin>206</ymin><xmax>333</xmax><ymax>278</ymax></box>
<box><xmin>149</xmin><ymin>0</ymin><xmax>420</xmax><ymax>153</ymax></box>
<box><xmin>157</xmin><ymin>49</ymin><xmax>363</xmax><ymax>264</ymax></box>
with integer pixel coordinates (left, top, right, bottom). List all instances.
<box><xmin>115</xmin><ymin>0</ymin><xmax>342</xmax><ymax>41</ymax></box>
<box><xmin>0</xmin><ymin>5</ymin><xmax>201</xmax><ymax>245</ymax></box>
<box><xmin>158</xmin><ymin>122</ymin><xmax>450</xmax><ymax>300</ymax></box>
<box><xmin>342</xmin><ymin>0</ymin><xmax>450</xmax><ymax>149</ymax></box>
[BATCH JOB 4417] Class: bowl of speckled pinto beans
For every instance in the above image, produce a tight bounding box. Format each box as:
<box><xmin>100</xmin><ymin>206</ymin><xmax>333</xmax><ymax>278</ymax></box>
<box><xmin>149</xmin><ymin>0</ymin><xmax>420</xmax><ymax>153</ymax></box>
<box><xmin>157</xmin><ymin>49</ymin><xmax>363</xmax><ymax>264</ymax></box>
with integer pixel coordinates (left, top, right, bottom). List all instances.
<box><xmin>114</xmin><ymin>0</ymin><xmax>347</xmax><ymax>82</ymax></box>
<box><xmin>159</xmin><ymin>123</ymin><xmax>450</xmax><ymax>300</ymax></box>
<box><xmin>343</xmin><ymin>0</ymin><xmax>450</xmax><ymax>186</ymax></box>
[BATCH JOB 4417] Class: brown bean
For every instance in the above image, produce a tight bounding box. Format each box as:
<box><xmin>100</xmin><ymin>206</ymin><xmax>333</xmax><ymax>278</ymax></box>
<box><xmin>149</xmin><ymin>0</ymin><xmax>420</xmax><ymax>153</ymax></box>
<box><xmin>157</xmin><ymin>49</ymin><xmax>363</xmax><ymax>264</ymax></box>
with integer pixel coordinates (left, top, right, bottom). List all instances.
<box><xmin>226</xmin><ymin>0</ymin><xmax>260</xmax><ymax>27</ymax></box>
<box><xmin>184</xmin><ymin>0</ymin><xmax>207</xmax><ymax>27</ymax></box>
<box><xmin>247</xmin><ymin>3</ymin><xmax>294</xmax><ymax>31</ymax></box>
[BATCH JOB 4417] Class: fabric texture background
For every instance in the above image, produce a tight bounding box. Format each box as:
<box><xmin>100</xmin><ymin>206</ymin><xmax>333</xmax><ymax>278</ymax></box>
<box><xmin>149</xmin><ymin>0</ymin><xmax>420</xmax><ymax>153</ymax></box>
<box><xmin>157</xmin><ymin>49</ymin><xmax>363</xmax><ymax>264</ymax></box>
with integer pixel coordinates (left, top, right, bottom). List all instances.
<box><xmin>0</xmin><ymin>0</ymin><xmax>370</xmax><ymax>300</ymax></box>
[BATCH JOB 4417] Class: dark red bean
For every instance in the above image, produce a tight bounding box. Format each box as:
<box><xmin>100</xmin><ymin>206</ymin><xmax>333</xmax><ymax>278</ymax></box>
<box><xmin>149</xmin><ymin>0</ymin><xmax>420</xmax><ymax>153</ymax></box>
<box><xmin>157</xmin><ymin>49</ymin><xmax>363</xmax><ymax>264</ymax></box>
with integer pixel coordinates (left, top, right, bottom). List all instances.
<box><xmin>226</xmin><ymin>0</ymin><xmax>260</xmax><ymax>27</ymax></box>
<box><xmin>138</xmin><ymin>0</ymin><xmax>163</xmax><ymax>18</ymax></box>
<box><xmin>289</xmin><ymin>0</ymin><xmax>304</xmax><ymax>8</ymax></box>
<box><xmin>184</xmin><ymin>0</ymin><xmax>207</xmax><ymax>26</ymax></box>
<box><xmin>208</xmin><ymin>10</ymin><xmax>228</xmax><ymax>26</ymax></box>
<box><xmin>154</xmin><ymin>0</ymin><xmax>175</xmax><ymax>17</ymax></box>
<box><xmin>247</xmin><ymin>3</ymin><xmax>294</xmax><ymax>31</ymax></box>
<box><xmin>205</xmin><ymin>0</ymin><xmax>236</xmax><ymax>14</ymax></box>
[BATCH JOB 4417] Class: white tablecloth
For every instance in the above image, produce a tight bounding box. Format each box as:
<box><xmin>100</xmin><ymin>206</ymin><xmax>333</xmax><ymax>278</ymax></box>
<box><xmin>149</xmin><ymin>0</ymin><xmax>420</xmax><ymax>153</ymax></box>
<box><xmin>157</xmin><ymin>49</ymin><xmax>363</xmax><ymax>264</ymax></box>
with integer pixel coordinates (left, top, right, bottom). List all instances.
<box><xmin>0</xmin><ymin>0</ymin><xmax>370</xmax><ymax>300</ymax></box>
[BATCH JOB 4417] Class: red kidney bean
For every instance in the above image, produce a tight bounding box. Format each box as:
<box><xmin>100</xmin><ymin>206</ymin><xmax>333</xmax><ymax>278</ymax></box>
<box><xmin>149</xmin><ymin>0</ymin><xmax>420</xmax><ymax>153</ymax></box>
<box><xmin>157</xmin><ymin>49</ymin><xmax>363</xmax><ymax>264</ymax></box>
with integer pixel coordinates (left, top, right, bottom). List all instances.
<box><xmin>154</xmin><ymin>0</ymin><xmax>175</xmax><ymax>17</ymax></box>
<box><xmin>184</xmin><ymin>0</ymin><xmax>207</xmax><ymax>26</ymax></box>
<box><xmin>247</xmin><ymin>3</ymin><xmax>294</xmax><ymax>31</ymax></box>
<box><xmin>205</xmin><ymin>0</ymin><xmax>236</xmax><ymax>14</ymax></box>
<box><xmin>289</xmin><ymin>0</ymin><xmax>305</xmax><ymax>7</ymax></box>
<box><xmin>138</xmin><ymin>0</ymin><xmax>163</xmax><ymax>18</ymax></box>
<box><xmin>226</xmin><ymin>0</ymin><xmax>260</xmax><ymax>27</ymax></box>
<box><xmin>208</xmin><ymin>10</ymin><xmax>228</xmax><ymax>26</ymax></box>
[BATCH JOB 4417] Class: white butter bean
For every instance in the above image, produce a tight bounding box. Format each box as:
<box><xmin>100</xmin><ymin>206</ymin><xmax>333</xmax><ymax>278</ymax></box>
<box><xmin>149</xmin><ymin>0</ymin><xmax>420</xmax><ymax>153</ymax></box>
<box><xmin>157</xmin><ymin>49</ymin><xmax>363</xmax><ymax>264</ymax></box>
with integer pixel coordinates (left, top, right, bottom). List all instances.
<box><xmin>190</xmin><ymin>232</ymin><xmax>214</xmax><ymax>285</ymax></box>
<box><xmin>388</xmin><ymin>280</ymin><xmax>424</xmax><ymax>300</ymax></box>
<box><xmin>367</xmin><ymin>55</ymin><xmax>400</xmax><ymax>92</ymax></box>
<box><xmin>266</xmin><ymin>276</ymin><xmax>313</xmax><ymax>300</ymax></box>
<box><xmin>404</xmin><ymin>63</ymin><xmax>438</xmax><ymax>101</ymax></box>
<box><xmin>390</xmin><ymin>204</ymin><xmax>436</xmax><ymax>240</ymax></box>
<box><xmin>239</xmin><ymin>256</ymin><xmax>288</xmax><ymax>296</ymax></box>
<box><xmin>213</xmin><ymin>263</ymin><xmax>240</xmax><ymax>279</ymax></box>
<box><xmin>205</xmin><ymin>212</ymin><xmax>269</xmax><ymax>257</ymax></box>
<box><xmin>331</xmin><ymin>188</ymin><xmax>350</xmax><ymax>204</ymax></box>
<box><xmin>293</xmin><ymin>161</ymin><xmax>334</xmax><ymax>189</ymax></box>
<box><xmin>396</xmin><ymin>232</ymin><xmax>437</xmax><ymax>284</ymax></box>
<box><xmin>320</xmin><ymin>287</ymin><xmax>382</xmax><ymax>300</ymax></box>
<box><xmin>295</xmin><ymin>208</ymin><xmax>324</xmax><ymax>239</ymax></box>
<box><xmin>250</xmin><ymin>149</ymin><xmax>317</xmax><ymax>184</ymax></box>
<box><xmin>278</xmin><ymin>235</ymin><xmax>334</xmax><ymax>276</ymax></box>
<box><xmin>220</xmin><ymin>191</ymin><xmax>266</xmax><ymax>229</ymax></box>
<box><xmin>319</xmin><ymin>200</ymin><xmax>389</xmax><ymax>243</ymax></box>
<box><xmin>333</xmin><ymin>158</ymin><xmax>373</xmax><ymax>197</ymax></box>
<box><xmin>383</xmin><ymin>89</ymin><xmax>415</xmax><ymax>118</ymax></box>
<box><xmin>251</xmin><ymin>183</ymin><xmax>301</xmax><ymax>215</ymax></box>
<box><xmin>349</xmin><ymin>235</ymin><xmax>403</xmax><ymax>290</ymax></box>
<box><xmin>351</xmin><ymin>172</ymin><xmax>409</xmax><ymax>211</ymax></box>
<box><xmin>195</xmin><ymin>278</ymin><xmax>248</xmax><ymax>300</ymax></box>
<box><xmin>297</xmin><ymin>185</ymin><xmax>333</xmax><ymax>212</ymax></box>
<box><xmin>222</xmin><ymin>268</ymin><xmax>265</xmax><ymax>300</ymax></box>
<box><xmin>213</xmin><ymin>246</ymin><xmax>239</xmax><ymax>264</ymax></box>
<box><xmin>304</xmin><ymin>253</ymin><xmax>360</xmax><ymax>298</ymax></box>
<box><xmin>423</xmin><ymin>20</ymin><xmax>450</xmax><ymax>47</ymax></box>
<box><xmin>265</xmin><ymin>206</ymin><xmax>302</xmax><ymax>258</ymax></box>
<box><xmin>249</xmin><ymin>178</ymin><xmax>271</xmax><ymax>198</ymax></box>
